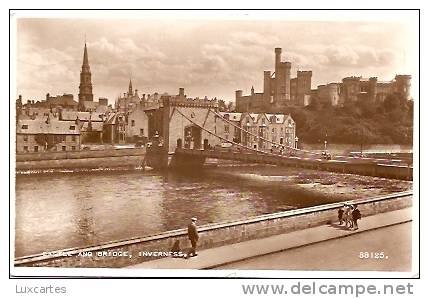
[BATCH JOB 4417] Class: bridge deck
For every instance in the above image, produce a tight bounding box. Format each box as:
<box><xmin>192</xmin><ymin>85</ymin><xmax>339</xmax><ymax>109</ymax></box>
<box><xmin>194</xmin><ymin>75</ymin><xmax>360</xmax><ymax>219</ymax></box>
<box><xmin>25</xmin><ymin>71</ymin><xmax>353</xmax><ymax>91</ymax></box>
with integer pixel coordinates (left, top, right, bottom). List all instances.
<box><xmin>174</xmin><ymin>148</ymin><xmax>413</xmax><ymax>180</ymax></box>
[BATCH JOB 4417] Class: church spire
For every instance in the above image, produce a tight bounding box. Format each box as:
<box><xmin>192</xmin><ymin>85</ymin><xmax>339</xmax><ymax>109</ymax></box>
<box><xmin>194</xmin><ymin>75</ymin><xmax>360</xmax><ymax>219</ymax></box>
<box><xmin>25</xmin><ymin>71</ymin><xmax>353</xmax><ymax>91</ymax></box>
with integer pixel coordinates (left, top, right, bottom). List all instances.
<box><xmin>83</xmin><ymin>42</ymin><xmax>89</xmax><ymax>67</ymax></box>
<box><xmin>128</xmin><ymin>79</ymin><xmax>133</xmax><ymax>97</ymax></box>
<box><xmin>78</xmin><ymin>41</ymin><xmax>94</xmax><ymax>111</ymax></box>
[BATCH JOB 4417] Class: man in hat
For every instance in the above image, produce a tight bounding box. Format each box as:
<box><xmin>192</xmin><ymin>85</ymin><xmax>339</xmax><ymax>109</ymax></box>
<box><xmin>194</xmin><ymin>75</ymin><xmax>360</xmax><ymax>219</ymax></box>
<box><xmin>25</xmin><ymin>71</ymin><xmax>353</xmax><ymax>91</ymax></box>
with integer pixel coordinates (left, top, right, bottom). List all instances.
<box><xmin>351</xmin><ymin>204</ymin><xmax>362</xmax><ymax>230</ymax></box>
<box><xmin>187</xmin><ymin>217</ymin><xmax>199</xmax><ymax>258</ymax></box>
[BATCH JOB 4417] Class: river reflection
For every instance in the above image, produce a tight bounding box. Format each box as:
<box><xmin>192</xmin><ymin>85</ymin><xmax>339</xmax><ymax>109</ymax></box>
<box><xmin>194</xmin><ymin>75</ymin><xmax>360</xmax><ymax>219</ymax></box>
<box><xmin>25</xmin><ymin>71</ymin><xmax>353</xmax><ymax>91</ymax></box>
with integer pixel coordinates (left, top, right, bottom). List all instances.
<box><xmin>15</xmin><ymin>166</ymin><xmax>411</xmax><ymax>257</ymax></box>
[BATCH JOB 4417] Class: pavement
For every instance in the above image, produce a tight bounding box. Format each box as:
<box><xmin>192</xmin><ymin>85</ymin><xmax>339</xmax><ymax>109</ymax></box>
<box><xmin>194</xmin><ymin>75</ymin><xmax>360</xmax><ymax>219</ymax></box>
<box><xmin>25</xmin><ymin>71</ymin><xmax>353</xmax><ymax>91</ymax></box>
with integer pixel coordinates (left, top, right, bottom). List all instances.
<box><xmin>127</xmin><ymin>208</ymin><xmax>412</xmax><ymax>269</ymax></box>
<box><xmin>217</xmin><ymin>222</ymin><xmax>412</xmax><ymax>271</ymax></box>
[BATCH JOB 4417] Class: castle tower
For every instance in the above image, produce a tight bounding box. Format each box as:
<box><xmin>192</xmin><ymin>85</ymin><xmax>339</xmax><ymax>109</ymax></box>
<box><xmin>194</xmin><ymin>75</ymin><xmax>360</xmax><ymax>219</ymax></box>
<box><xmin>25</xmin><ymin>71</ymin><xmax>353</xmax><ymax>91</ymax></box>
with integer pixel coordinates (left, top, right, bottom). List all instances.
<box><xmin>274</xmin><ymin>48</ymin><xmax>291</xmax><ymax>107</ymax></box>
<box><xmin>274</xmin><ymin>48</ymin><xmax>282</xmax><ymax>103</ymax></box>
<box><xmin>394</xmin><ymin>75</ymin><xmax>412</xmax><ymax>101</ymax></box>
<box><xmin>78</xmin><ymin>42</ymin><xmax>94</xmax><ymax>111</ymax></box>
<box><xmin>263</xmin><ymin>71</ymin><xmax>272</xmax><ymax>105</ymax></box>
<box><xmin>296</xmin><ymin>71</ymin><xmax>312</xmax><ymax>106</ymax></box>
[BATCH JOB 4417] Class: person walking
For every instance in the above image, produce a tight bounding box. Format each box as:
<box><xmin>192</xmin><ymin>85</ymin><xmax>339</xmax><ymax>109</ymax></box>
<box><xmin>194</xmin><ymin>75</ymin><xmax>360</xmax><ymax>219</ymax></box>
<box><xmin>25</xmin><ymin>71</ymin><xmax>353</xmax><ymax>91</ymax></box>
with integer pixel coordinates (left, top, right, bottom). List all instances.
<box><xmin>342</xmin><ymin>204</ymin><xmax>351</xmax><ymax>229</ymax></box>
<box><xmin>351</xmin><ymin>205</ymin><xmax>362</xmax><ymax>230</ymax></box>
<box><xmin>186</xmin><ymin>217</ymin><xmax>199</xmax><ymax>258</ymax></box>
<box><xmin>338</xmin><ymin>205</ymin><xmax>345</xmax><ymax>225</ymax></box>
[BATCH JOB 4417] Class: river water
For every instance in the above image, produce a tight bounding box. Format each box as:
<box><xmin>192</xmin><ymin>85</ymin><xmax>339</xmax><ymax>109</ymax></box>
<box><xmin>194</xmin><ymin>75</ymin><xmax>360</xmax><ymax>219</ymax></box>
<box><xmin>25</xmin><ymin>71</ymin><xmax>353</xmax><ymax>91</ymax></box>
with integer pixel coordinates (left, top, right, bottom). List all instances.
<box><xmin>15</xmin><ymin>165</ymin><xmax>412</xmax><ymax>257</ymax></box>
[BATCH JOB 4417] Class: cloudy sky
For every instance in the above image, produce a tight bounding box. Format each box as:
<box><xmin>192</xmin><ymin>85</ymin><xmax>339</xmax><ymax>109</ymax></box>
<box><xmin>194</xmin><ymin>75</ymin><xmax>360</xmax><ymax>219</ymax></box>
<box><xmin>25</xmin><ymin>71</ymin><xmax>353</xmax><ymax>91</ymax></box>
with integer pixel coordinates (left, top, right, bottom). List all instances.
<box><xmin>15</xmin><ymin>13</ymin><xmax>418</xmax><ymax>104</ymax></box>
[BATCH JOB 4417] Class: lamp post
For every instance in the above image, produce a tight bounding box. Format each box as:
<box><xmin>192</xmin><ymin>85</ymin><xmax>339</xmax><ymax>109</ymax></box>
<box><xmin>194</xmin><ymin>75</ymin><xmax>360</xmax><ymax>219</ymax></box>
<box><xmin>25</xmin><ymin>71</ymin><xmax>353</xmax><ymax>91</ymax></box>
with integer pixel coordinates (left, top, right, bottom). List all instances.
<box><xmin>295</xmin><ymin>136</ymin><xmax>299</xmax><ymax>149</ymax></box>
<box><xmin>324</xmin><ymin>140</ymin><xmax>327</xmax><ymax>151</ymax></box>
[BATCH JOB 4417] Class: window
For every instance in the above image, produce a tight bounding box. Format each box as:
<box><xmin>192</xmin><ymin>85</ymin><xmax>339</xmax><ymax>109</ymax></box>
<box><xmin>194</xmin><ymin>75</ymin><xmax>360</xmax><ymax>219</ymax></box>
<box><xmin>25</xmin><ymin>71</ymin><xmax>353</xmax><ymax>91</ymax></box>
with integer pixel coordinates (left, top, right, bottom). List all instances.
<box><xmin>262</xmin><ymin>118</ymin><xmax>265</xmax><ymax>125</ymax></box>
<box><xmin>131</xmin><ymin>120</ymin><xmax>135</xmax><ymax>127</ymax></box>
<box><xmin>72</xmin><ymin>135</ymin><xmax>76</xmax><ymax>142</ymax></box>
<box><xmin>23</xmin><ymin>135</ymin><xmax>28</xmax><ymax>142</ymax></box>
<box><xmin>21</xmin><ymin>124</ymin><xmax>28</xmax><ymax>129</ymax></box>
<box><xmin>62</xmin><ymin>146</ymin><xmax>66</xmax><ymax>151</ymax></box>
<box><xmin>69</xmin><ymin>125</ymin><xmax>75</xmax><ymax>130</ymax></box>
<box><xmin>224</xmin><ymin>125</ymin><xmax>229</xmax><ymax>133</ymax></box>
<box><xmin>72</xmin><ymin>146</ymin><xmax>76</xmax><ymax>151</ymax></box>
<box><xmin>140</xmin><ymin>128</ymin><xmax>144</xmax><ymax>136</ymax></box>
<box><xmin>23</xmin><ymin>146</ymin><xmax>28</xmax><ymax>152</ymax></box>
<box><xmin>34</xmin><ymin>146</ymin><xmax>38</xmax><ymax>152</ymax></box>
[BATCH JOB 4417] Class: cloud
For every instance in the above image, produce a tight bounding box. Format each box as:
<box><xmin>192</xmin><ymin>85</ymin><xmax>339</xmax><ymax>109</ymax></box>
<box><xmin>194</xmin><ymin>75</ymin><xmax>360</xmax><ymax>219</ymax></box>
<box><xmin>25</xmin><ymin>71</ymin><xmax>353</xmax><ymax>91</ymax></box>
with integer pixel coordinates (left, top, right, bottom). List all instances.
<box><xmin>15</xmin><ymin>19</ymin><xmax>415</xmax><ymax>103</ymax></box>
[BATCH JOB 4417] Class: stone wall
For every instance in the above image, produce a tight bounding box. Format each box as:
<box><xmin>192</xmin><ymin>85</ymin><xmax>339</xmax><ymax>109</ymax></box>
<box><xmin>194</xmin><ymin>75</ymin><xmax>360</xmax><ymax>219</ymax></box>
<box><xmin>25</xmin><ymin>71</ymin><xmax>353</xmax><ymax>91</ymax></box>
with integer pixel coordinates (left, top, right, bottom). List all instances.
<box><xmin>14</xmin><ymin>191</ymin><xmax>412</xmax><ymax>268</ymax></box>
<box><xmin>16</xmin><ymin>148</ymin><xmax>146</xmax><ymax>171</ymax></box>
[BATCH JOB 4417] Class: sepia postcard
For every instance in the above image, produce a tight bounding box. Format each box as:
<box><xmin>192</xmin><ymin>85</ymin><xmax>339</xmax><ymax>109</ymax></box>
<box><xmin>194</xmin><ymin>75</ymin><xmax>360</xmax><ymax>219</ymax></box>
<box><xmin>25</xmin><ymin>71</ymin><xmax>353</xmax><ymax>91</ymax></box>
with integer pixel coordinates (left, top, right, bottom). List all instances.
<box><xmin>10</xmin><ymin>9</ymin><xmax>419</xmax><ymax>279</ymax></box>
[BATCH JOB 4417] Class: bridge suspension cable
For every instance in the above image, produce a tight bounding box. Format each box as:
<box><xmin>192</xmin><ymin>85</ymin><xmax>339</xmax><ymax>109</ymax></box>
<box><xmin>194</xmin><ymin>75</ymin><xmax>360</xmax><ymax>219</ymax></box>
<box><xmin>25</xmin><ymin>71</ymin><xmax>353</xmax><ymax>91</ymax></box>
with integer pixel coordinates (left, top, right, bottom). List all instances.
<box><xmin>174</xmin><ymin>108</ymin><xmax>295</xmax><ymax>157</ymax></box>
<box><xmin>208</xmin><ymin>109</ymin><xmax>318</xmax><ymax>156</ymax></box>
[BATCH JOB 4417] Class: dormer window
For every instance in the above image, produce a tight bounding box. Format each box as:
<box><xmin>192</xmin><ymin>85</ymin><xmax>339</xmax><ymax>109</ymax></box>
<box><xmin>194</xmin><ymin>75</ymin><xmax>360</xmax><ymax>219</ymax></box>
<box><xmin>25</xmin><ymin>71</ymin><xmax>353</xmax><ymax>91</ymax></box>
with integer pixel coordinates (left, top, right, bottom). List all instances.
<box><xmin>69</xmin><ymin>125</ymin><xmax>75</xmax><ymax>130</ymax></box>
<box><xmin>21</xmin><ymin>124</ymin><xmax>28</xmax><ymax>129</ymax></box>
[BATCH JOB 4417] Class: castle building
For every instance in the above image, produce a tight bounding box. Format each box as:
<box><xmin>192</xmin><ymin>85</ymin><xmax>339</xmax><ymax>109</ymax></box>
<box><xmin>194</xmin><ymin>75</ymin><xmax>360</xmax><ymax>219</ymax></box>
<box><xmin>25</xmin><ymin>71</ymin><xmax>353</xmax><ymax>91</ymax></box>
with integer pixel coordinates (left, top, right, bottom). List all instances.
<box><xmin>235</xmin><ymin>48</ymin><xmax>412</xmax><ymax>112</ymax></box>
<box><xmin>236</xmin><ymin>48</ymin><xmax>311</xmax><ymax>113</ymax></box>
<box><xmin>290</xmin><ymin>71</ymin><xmax>312</xmax><ymax>106</ymax></box>
<box><xmin>312</xmin><ymin>75</ymin><xmax>412</xmax><ymax>107</ymax></box>
<box><xmin>78</xmin><ymin>43</ymin><xmax>94</xmax><ymax>111</ymax></box>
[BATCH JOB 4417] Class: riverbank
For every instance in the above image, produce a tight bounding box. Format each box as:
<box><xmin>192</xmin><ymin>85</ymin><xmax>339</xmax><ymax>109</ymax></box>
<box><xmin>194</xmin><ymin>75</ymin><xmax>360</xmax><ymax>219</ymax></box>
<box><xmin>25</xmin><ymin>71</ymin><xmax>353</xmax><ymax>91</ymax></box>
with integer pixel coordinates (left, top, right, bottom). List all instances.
<box><xmin>15</xmin><ymin>147</ymin><xmax>146</xmax><ymax>172</ymax></box>
<box><xmin>301</xmin><ymin>143</ymin><xmax>413</xmax><ymax>155</ymax></box>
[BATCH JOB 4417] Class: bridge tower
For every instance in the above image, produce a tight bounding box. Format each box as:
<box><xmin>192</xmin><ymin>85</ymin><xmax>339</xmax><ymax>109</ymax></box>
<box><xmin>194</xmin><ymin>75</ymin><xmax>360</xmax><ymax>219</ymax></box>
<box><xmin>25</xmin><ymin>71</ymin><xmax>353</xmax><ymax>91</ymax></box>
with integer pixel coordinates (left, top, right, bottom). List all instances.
<box><xmin>146</xmin><ymin>94</ymin><xmax>219</xmax><ymax>169</ymax></box>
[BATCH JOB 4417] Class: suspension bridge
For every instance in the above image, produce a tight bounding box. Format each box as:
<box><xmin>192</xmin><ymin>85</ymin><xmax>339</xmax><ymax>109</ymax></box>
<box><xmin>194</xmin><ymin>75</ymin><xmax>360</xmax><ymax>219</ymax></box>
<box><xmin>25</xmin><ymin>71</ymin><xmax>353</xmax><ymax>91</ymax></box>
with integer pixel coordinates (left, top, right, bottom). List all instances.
<box><xmin>145</xmin><ymin>97</ymin><xmax>412</xmax><ymax>180</ymax></box>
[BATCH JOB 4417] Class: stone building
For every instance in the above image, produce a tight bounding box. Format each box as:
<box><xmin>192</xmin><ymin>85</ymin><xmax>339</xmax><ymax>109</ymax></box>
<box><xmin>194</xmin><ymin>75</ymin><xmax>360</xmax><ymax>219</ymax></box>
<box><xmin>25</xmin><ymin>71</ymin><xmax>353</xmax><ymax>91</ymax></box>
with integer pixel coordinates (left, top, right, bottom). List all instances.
<box><xmin>216</xmin><ymin>112</ymin><xmax>243</xmax><ymax>144</ymax></box>
<box><xmin>290</xmin><ymin>71</ymin><xmax>312</xmax><ymax>106</ymax></box>
<box><xmin>125</xmin><ymin>105</ymin><xmax>149</xmax><ymax>143</ymax></box>
<box><xmin>236</xmin><ymin>48</ymin><xmax>312</xmax><ymax>112</ymax></box>
<box><xmin>60</xmin><ymin>111</ymin><xmax>104</xmax><ymax>143</ymax></box>
<box><xmin>45</xmin><ymin>93</ymin><xmax>78</xmax><ymax>110</ymax></box>
<box><xmin>217</xmin><ymin>112</ymin><xmax>296</xmax><ymax>150</ymax></box>
<box><xmin>313</xmin><ymin>74</ymin><xmax>413</xmax><ymax>106</ymax></box>
<box><xmin>16</xmin><ymin>117</ymin><xmax>81</xmax><ymax>153</ymax></box>
<box><xmin>115</xmin><ymin>80</ymin><xmax>143</xmax><ymax>113</ymax></box>
<box><xmin>235</xmin><ymin>48</ymin><xmax>412</xmax><ymax>112</ymax></box>
<box><xmin>103</xmin><ymin>112</ymin><xmax>127</xmax><ymax>144</ymax></box>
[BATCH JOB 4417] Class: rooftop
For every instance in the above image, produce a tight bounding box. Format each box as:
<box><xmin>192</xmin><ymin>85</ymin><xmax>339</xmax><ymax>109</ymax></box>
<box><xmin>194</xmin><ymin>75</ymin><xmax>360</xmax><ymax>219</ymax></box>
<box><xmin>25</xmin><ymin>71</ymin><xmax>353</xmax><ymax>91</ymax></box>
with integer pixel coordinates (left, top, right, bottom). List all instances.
<box><xmin>61</xmin><ymin>111</ymin><xmax>104</xmax><ymax>122</ymax></box>
<box><xmin>17</xmin><ymin>119</ymin><xmax>80</xmax><ymax>135</ymax></box>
